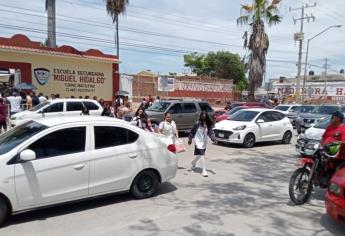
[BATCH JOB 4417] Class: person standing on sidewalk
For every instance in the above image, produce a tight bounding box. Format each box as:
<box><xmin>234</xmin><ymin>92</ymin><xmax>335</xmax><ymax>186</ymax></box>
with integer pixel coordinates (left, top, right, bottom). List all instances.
<box><xmin>0</xmin><ymin>98</ymin><xmax>8</xmax><ymax>133</ymax></box>
<box><xmin>188</xmin><ymin>111</ymin><xmax>215</xmax><ymax>177</ymax></box>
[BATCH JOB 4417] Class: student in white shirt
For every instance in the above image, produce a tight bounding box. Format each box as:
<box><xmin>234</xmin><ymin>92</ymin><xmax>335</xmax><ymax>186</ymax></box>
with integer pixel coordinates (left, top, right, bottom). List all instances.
<box><xmin>188</xmin><ymin>111</ymin><xmax>215</xmax><ymax>177</ymax></box>
<box><xmin>158</xmin><ymin>112</ymin><xmax>178</xmax><ymax>142</ymax></box>
<box><xmin>6</xmin><ymin>92</ymin><xmax>22</xmax><ymax>115</ymax></box>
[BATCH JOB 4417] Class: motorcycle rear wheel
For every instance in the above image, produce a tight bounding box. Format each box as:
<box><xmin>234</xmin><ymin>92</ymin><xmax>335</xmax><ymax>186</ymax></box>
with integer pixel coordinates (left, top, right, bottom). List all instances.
<box><xmin>289</xmin><ymin>168</ymin><xmax>312</xmax><ymax>205</ymax></box>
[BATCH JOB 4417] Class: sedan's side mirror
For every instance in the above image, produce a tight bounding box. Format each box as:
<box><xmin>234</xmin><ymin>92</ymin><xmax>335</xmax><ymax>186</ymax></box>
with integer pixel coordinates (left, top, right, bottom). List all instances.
<box><xmin>257</xmin><ymin>119</ymin><xmax>265</xmax><ymax>124</ymax></box>
<box><xmin>20</xmin><ymin>149</ymin><xmax>36</xmax><ymax>162</ymax></box>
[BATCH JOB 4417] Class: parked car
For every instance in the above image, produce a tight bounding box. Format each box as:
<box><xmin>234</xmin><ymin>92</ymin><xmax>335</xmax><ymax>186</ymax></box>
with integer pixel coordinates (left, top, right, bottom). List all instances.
<box><xmin>325</xmin><ymin>167</ymin><xmax>345</xmax><ymax>224</ymax></box>
<box><xmin>295</xmin><ymin>116</ymin><xmax>345</xmax><ymax>155</ymax></box>
<box><xmin>295</xmin><ymin>104</ymin><xmax>343</xmax><ymax>134</ymax></box>
<box><xmin>274</xmin><ymin>104</ymin><xmax>301</xmax><ymax>115</ymax></box>
<box><xmin>287</xmin><ymin>105</ymin><xmax>317</xmax><ymax>127</ymax></box>
<box><xmin>226</xmin><ymin>102</ymin><xmax>268</xmax><ymax>111</ymax></box>
<box><xmin>213</xmin><ymin>109</ymin><xmax>227</xmax><ymax>121</ymax></box>
<box><xmin>215</xmin><ymin>106</ymin><xmax>264</xmax><ymax>123</ymax></box>
<box><xmin>214</xmin><ymin>108</ymin><xmax>293</xmax><ymax>148</ymax></box>
<box><xmin>10</xmin><ymin>99</ymin><xmax>103</xmax><ymax>127</ymax></box>
<box><xmin>144</xmin><ymin>100</ymin><xmax>214</xmax><ymax>132</ymax></box>
<box><xmin>0</xmin><ymin>116</ymin><xmax>177</xmax><ymax>226</ymax></box>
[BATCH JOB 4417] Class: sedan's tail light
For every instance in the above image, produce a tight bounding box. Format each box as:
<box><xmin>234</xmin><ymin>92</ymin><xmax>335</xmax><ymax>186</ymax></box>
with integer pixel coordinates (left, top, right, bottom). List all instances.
<box><xmin>167</xmin><ymin>144</ymin><xmax>176</xmax><ymax>153</ymax></box>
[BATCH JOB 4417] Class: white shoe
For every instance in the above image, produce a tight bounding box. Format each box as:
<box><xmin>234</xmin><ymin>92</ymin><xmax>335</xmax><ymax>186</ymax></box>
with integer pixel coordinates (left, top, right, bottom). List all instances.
<box><xmin>202</xmin><ymin>170</ymin><xmax>208</xmax><ymax>177</ymax></box>
<box><xmin>191</xmin><ymin>161</ymin><xmax>197</xmax><ymax>170</ymax></box>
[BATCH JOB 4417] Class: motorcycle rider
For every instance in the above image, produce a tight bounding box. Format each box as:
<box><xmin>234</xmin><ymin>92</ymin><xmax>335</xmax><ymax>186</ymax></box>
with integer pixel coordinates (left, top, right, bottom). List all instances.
<box><xmin>320</xmin><ymin>111</ymin><xmax>345</xmax><ymax>183</ymax></box>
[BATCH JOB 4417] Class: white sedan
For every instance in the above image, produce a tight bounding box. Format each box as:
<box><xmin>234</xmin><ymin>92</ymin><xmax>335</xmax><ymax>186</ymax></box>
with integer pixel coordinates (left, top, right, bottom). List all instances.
<box><xmin>0</xmin><ymin>116</ymin><xmax>177</xmax><ymax>226</ymax></box>
<box><xmin>214</xmin><ymin>108</ymin><xmax>293</xmax><ymax>148</ymax></box>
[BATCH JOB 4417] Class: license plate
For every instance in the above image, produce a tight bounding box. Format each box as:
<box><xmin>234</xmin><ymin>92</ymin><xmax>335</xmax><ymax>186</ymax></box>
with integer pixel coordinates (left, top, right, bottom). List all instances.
<box><xmin>218</xmin><ymin>133</ymin><xmax>224</xmax><ymax>138</ymax></box>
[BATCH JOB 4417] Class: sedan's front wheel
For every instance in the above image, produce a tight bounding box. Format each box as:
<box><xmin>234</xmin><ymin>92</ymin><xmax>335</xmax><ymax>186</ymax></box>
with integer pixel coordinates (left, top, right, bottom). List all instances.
<box><xmin>243</xmin><ymin>133</ymin><xmax>255</xmax><ymax>148</ymax></box>
<box><xmin>131</xmin><ymin>170</ymin><xmax>160</xmax><ymax>199</ymax></box>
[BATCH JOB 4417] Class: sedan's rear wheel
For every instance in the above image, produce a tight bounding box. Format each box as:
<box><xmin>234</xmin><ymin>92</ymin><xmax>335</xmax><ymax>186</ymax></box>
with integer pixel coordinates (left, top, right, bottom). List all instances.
<box><xmin>243</xmin><ymin>133</ymin><xmax>255</xmax><ymax>148</ymax></box>
<box><xmin>131</xmin><ymin>170</ymin><xmax>160</xmax><ymax>199</ymax></box>
<box><xmin>0</xmin><ymin>198</ymin><xmax>8</xmax><ymax>227</ymax></box>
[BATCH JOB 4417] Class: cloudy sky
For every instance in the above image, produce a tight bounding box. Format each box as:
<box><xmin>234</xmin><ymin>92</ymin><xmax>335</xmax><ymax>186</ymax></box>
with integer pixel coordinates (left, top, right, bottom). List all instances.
<box><xmin>0</xmin><ymin>0</ymin><xmax>344</xmax><ymax>81</ymax></box>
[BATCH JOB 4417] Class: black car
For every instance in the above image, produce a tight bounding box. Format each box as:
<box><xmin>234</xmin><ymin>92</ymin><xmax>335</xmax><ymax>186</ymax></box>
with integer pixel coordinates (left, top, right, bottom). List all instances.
<box><xmin>287</xmin><ymin>105</ymin><xmax>317</xmax><ymax>127</ymax></box>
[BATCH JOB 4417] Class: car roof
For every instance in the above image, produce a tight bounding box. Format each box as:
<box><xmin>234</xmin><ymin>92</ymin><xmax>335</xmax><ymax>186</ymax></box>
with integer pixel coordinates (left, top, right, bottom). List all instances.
<box><xmin>35</xmin><ymin>116</ymin><xmax>127</xmax><ymax>127</ymax></box>
<box><xmin>242</xmin><ymin>108</ymin><xmax>275</xmax><ymax>112</ymax></box>
<box><xmin>48</xmin><ymin>99</ymin><xmax>99</xmax><ymax>103</ymax></box>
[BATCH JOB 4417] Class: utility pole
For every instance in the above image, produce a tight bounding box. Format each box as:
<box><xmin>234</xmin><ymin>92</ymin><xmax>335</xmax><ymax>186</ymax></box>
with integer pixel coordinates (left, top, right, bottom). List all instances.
<box><xmin>290</xmin><ymin>3</ymin><xmax>316</xmax><ymax>98</ymax></box>
<box><xmin>324</xmin><ymin>58</ymin><xmax>328</xmax><ymax>94</ymax></box>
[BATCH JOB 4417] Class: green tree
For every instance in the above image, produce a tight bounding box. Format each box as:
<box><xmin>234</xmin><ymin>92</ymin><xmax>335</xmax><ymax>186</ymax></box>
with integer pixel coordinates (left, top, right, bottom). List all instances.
<box><xmin>105</xmin><ymin>0</ymin><xmax>130</xmax><ymax>57</ymax></box>
<box><xmin>45</xmin><ymin>0</ymin><xmax>56</xmax><ymax>48</ymax></box>
<box><xmin>184</xmin><ymin>51</ymin><xmax>247</xmax><ymax>91</ymax></box>
<box><xmin>237</xmin><ymin>0</ymin><xmax>282</xmax><ymax>101</ymax></box>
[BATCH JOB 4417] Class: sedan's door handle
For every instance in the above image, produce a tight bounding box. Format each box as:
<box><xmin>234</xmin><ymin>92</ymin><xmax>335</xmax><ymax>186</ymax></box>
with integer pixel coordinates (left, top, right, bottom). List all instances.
<box><xmin>129</xmin><ymin>154</ymin><xmax>138</xmax><ymax>159</ymax></box>
<box><xmin>74</xmin><ymin>163</ymin><xmax>87</xmax><ymax>170</ymax></box>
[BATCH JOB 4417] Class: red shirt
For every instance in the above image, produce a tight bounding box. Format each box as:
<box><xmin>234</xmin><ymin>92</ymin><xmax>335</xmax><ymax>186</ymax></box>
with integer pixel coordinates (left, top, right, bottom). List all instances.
<box><xmin>0</xmin><ymin>104</ymin><xmax>8</xmax><ymax>122</ymax></box>
<box><xmin>322</xmin><ymin>124</ymin><xmax>345</xmax><ymax>158</ymax></box>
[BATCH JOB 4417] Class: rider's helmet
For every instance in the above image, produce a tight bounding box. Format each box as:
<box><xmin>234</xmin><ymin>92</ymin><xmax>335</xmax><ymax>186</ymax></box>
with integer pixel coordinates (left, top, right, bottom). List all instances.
<box><xmin>325</xmin><ymin>142</ymin><xmax>341</xmax><ymax>158</ymax></box>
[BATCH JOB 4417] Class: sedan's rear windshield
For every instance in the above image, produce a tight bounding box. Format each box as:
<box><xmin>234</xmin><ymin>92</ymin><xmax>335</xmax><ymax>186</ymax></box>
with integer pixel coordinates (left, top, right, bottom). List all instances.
<box><xmin>30</xmin><ymin>101</ymin><xmax>50</xmax><ymax>111</ymax></box>
<box><xmin>230</xmin><ymin>110</ymin><xmax>259</xmax><ymax>122</ymax></box>
<box><xmin>0</xmin><ymin>121</ymin><xmax>47</xmax><ymax>155</ymax></box>
<box><xmin>274</xmin><ymin>106</ymin><xmax>289</xmax><ymax>111</ymax></box>
<box><xmin>147</xmin><ymin>102</ymin><xmax>171</xmax><ymax>112</ymax></box>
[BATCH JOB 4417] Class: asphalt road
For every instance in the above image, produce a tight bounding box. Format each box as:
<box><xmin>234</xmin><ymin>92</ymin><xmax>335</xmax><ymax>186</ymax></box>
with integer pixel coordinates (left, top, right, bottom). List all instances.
<box><xmin>1</xmin><ymin>133</ymin><xmax>345</xmax><ymax>236</ymax></box>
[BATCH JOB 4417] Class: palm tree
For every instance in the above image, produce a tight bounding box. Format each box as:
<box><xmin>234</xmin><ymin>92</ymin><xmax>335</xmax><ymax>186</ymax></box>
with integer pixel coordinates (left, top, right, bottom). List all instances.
<box><xmin>237</xmin><ymin>0</ymin><xmax>282</xmax><ymax>101</ymax></box>
<box><xmin>105</xmin><ymin>0</ymin><xmax>129</xmax><ymax>57</ymax></box>
<box><xmin>45</xmin><ymin>0</ymin><xmax>56</xmax><ymax>48</ymax></box>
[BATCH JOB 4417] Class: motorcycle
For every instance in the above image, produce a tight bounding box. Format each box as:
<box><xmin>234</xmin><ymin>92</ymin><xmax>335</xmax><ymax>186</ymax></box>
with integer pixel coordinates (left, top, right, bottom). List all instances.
<box><xmin>288</xmin><ymin>141</ymin><xmax>344</xmax><ymax>205</ymax></box>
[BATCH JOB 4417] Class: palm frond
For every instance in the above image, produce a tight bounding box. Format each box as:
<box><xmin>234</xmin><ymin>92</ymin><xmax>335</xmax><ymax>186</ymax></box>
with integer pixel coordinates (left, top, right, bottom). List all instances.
<box><xmin>268</xmin><ymin>14</ymin><xmax>282</xmax><ymax>25</ymax></box>
<box><xmin>104</xmin><ymin>0</ymin><xmax>130</xmax><ymax>23</ymax></box>
<box><xmin>237</xmin><ymin>15</ymin><xmax>250</xmax><ymax>26</ymax></box>
<box><xmin>241</xmin><ymin>4</ymin><xmax>254</xmax><ymax>12</ymax></box>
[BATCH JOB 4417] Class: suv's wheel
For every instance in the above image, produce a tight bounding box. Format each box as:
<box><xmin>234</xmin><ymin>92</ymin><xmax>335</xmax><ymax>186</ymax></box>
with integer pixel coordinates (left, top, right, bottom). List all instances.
<box><xmin>282</xmin><ymin>131</ymin><xmax>292</xmax><ymax>144</ymax></box>
<box><xmin>131</xmin><ymin>170</ymin><xmax>160</xmax><ymax>199</ymax></box>
<box><xmin>243</xmin><ymin>133</ymin><xmax>255</xmax><ymax>148</ymax></box>
<box><xmin>0</xmin><ymin>198</ymin><xmax>8</xmax><ymax>227</ymax></box>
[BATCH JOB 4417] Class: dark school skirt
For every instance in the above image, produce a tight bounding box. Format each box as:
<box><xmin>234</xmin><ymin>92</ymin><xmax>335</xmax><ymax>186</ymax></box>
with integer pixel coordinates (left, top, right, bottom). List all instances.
<box><xmin>194</xmin><ymin>146</ymin><xmax>206</xmax><ymax>156</ymax></box>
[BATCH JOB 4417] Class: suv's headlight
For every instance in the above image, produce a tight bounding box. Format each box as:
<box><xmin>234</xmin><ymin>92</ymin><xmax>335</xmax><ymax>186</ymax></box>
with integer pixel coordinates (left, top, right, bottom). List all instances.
<box><xmin>305</xmin><ymin>142</ymin><xmax>320</xmax><ymax>150</ymax></box>
<box><xmin>233</xmin><ymin>125</ymin><xmax>246</xmax><ymax>131</ymax></box>
<box><xmin>329</xmin><ymin>182</ymin><xmax>341</xmax><ymax>195</ymax></box>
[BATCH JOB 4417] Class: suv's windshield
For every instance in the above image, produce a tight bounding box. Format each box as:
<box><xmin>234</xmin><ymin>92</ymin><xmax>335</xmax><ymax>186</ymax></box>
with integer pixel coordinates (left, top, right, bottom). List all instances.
<box><xmin>295</xmin><ymin>105</ymin><xmax>317</xmax><ymax>113</ymax></box>
<box><xmin>314</xmin><ymin>116</ymin><xmax>345</xmax><ymax>129</ymax></box>
<box><xmin>312</xmin><ymin>106</ymin><xmax>339</xmax><ymax>115</ymax></box>
<box><xmin>30</xmin><ymin>101</ymin><xmax>50</xmax><ymax>112</ymax></box>
<box><xmin>0</xmin><ymin>121</ymin><xmax>47</xmax><ymax>155</ymax></box>
<box><xmin>275</xmin><ymin>106</ymin><xmax>289</xmax><ymax>111</ymax></box>
<box><xmin>147</xmin><ymin>102</ymin><xmax>171</xmax><ymax>112</ymax></box>
<box><xmin>230</xmin><ymin>110</ymin><xmax>259</xmax><ymax>122</ymax></box>
<box><xmin>314</xmin><ymin>117</ymin><xmax>331</xmax><ymax>129</ymax></box>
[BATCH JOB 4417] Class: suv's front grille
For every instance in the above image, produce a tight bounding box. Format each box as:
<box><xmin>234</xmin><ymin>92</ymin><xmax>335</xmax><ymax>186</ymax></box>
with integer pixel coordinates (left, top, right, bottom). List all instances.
<box><xmin>303</xmin><ymin>118</ymin><xmax>315</xmax><ymax>124</ymax></box>
<box><xmin>214</xmin><ymin>129</ymin><xmax>233</xmax><ymax>139</ymax></box>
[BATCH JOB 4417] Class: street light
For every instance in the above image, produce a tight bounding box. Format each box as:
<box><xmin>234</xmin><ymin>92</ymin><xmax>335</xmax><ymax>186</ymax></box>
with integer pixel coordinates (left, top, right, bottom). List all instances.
<box><xmin>301</xmin><ymin>24</ymin><xmax>342</xmax><ymax>102</ymax></box>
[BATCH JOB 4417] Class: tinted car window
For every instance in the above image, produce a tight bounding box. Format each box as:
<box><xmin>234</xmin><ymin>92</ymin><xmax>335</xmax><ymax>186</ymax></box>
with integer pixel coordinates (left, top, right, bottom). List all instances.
<box><xmin>183</xmin><ymin>103</ymin><xmax>197</xmax><ymax>113</ymax></box>
<box><xmin>297</xmin><ymin>105</ymin><xmax>317</xmax><ymax>113</ymax></box>
<box><xmin>30</xmin><ymin>101</ymin><xmax>50</xmax><ymax>111</ymax></box>
<box><xmin>83</xmin><ymin>101</ymin><xmax>99</xmax><ymax>110</ymax></box>
<box><xmin>43</xmin><ymin>102</ymin><xmax>63</xmax><ymax>113</ymax></box>
<box><xmin>271</xmin><ymin>111</ymin><xmax>285</xmax><ymax>121</ymax></box>
<box><xmin>258</xmin><ymin>112</ymin><xmax>275</xmax><ymax>122</ymax></box>
<box><xmin>170</xmin><ymin>103</ymin><xmax>183</xmax><ymax>114</ymax></box>
<box><xmin>0</xmin><ymin>121</ymin><xmax>47</xmax><ymax>155</ymax></box>
<box><xmin>289</xmin><ymin>106</ymin><xmax>300</xmax><ymax>112</ymax></box>
<box><xmin>147</xmin><ymin>102</ymin><xmax>171</xmax><ymax>112</ymax></box>
<box><xmin>313</xmin><ymin>106</ymin><xmax>339</xmax><ymax>114</ymax></box>
<box><xmin>67</xmin><ymin>102</ymin><xmax>84</xmax><ymax>111</ymax></box>
<box><xmin>28</xmin><ymin>127</ymin><xmax>86</xmax><ymax>159</ymax></box>
<box><xmin>94</xmin><ymin>126</ymin><xmax>139</xmax><ymax>149</ymax></box>
<box><xmin>230</xmin><ymin>110</ymin><xmax>259</xmax><ymax>122</ymax></box>
<box><xmin>274</xmin><ymin>106</ymin><xmax>289</xmax><ymax>111</ymax></box>
<box><xmin>199</xmin><ymin>103</ymin><xmax>213</xmax><ymax>112</ymax></box>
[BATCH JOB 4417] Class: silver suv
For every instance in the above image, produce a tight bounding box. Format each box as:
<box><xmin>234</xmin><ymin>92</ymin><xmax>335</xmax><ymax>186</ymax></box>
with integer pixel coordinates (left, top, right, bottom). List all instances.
<box><xmin>145</xmin><ymin>100</ymin><xmax>214</xmax><ymax>132</ymax></box>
